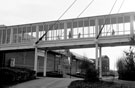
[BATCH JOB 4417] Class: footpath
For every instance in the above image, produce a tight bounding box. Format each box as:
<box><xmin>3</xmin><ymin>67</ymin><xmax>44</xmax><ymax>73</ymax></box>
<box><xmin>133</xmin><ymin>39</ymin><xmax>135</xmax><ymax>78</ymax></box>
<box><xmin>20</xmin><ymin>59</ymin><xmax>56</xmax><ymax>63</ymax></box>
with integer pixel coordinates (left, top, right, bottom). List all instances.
<box><xmin>9</xmin><ymin>77</ymin><xmax>81</xmax><ymax>88</ymax></box>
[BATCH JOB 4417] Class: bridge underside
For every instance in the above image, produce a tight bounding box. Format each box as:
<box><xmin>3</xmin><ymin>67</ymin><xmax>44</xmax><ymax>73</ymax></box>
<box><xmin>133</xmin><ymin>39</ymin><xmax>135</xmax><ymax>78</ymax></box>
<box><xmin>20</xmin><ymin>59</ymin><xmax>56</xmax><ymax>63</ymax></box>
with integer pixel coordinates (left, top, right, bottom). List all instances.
<box><xmin>37</xmin><ymin>35</ymin><xmax>131</xmax><ymax>50</ymax></box>
<box><xmin>0</xmin><ymin>35</ymin><xmax>132</xmax><ymax>51</ymax></box>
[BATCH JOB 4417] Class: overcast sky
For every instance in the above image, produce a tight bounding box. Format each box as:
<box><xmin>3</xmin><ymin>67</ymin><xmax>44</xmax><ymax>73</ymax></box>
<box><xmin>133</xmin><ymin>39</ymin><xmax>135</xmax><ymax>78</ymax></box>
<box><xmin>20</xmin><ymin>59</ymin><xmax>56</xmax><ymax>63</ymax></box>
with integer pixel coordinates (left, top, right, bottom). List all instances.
<box><xmin>0</xmin><ymin>0</ymin><xmax>135</xmax><ymax>70</ymax></box>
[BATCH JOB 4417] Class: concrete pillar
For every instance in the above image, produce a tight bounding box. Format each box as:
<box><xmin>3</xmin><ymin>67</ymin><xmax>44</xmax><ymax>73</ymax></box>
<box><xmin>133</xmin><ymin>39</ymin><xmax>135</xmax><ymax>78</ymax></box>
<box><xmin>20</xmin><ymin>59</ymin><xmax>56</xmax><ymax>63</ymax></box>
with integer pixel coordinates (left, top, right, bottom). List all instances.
<box><xmin>95</xmin><ymin>42</ymin><xmax>98</xmax><ymax>70</ymax></box>
<box><xmin>43</xmin><ymin>50</ymin><xmax>47</xmax><ymax>76</ymax></box>
<box><xmin>62</xmin><ymin>55</ymin><xmax>66</xmax><ymax>78</ymax></box>
<box><xmin>95</xmin><ymin>18</ymin><xmax>99</xmax><ymax>70</ymax></box>
<box><xmin>34</xmin><ymin>46</ymin><xmax>38</xmax><ymax>74</ymax></box>
<box><xmin>99</xmin><ymin>47</ymin><xmax>102</xmax><ymax>78</ymax></box>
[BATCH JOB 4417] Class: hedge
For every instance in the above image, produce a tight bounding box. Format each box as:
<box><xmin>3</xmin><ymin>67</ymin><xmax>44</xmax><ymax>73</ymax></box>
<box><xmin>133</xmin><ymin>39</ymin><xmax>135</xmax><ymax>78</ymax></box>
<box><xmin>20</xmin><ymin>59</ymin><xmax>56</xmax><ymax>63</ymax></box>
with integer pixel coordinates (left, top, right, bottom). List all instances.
<box><xmin>0</xmin><ymin>67</ymin><xmax>36</xmax><ymax>84</ymax></box>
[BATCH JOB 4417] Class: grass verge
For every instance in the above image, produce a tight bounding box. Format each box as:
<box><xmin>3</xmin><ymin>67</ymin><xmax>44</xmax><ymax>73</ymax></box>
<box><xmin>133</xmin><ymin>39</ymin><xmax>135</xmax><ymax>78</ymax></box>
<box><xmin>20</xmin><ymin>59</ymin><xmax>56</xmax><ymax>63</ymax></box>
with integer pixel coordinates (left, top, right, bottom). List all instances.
<box><xmin>68</xmin><ymin>80</ymin><xmax>134</xmax><ymax>88</ymax></box>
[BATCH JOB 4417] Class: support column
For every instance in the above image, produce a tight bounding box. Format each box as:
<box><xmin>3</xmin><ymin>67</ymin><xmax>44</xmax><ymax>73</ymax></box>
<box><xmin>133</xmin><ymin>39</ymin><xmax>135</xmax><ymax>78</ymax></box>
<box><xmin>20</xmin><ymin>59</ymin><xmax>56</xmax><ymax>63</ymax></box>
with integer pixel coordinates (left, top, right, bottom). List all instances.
<box><xmin>99</xmin><ymin>47</ymin><xmax>102</xmax><ymax>78</ymax></box>
<box><xmin>95</xmin><ymin>42</ymin><xmax>98</xmax><ymax>70</ymax></box>
<box><xmin>43</xmin><ymin>50</ymin><xmax>47</xmax><ymax>76</ymax></box>
<box><xmin>34</xmin><ymin>46</ymin><xmax>38</xmax><ymax>74</ymax></box>
<box><xmin>95</xmin><ymin>18</ymin><xmax>99</xmax><ymax>70</ymax></box>
<box><xmin>61</xmin><ymin>55</ymin><xmax>64</xmax><ymax>77</ymax></box>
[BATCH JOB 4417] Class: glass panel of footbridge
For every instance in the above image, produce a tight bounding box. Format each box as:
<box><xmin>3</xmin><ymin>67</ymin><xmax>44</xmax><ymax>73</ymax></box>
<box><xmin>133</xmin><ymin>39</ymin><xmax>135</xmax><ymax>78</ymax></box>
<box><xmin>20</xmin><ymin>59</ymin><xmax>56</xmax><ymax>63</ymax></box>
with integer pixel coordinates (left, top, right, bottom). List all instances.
<box><xmin>0</xmin><ymin>29</ymin><xmax>2</xmax><ymax>44</ymax></box>
<box><xmin>134</xmin><ymin>16</ymin><xmax>135</xmax><ymax>34</ymax></box>
<box><xmin>67</xmin><ymin>19</ymin><xmax>95</xmax><ymax>39</ymax></box>
<box><xmin>21</xmin><ymin>25</ymin><xmax>36</xmax><ymax>43</ymax></box>
<box><xmin>99</xmin><ymin>16</ymin><xmax>130</xmax><ymax>37</ymax></box>
<box><xmin>12</xmin><ymin>25</ymin><xmax>36</xmax><ymax>44</ymax></box>
<box><xmin>99</xmin><ymin>17</ymin><xmax>118</xmax><ymax>36</ymax></box>
<box><xmin>0</xmin><ymin>27</ymin><xmax>11</xmax><ymax>45</ymax></box>
<box><xmin>38</xmin><ymin>23</ymin><xmax>51</xmax><ymax>41</ymax></box>
<box><xmin>45</xmin><ymin>22</ymin><xmax>64</xmax><ymax>41</ymax></box>
<box><xmin>120</xmin><ymin>16</ymin><xmax>130</xmax><ymax>35</ymax></box>
<box><xmin>117</xmin><ymin>16</ymin><xmax>130</xmax><ymax>35</ymax></box>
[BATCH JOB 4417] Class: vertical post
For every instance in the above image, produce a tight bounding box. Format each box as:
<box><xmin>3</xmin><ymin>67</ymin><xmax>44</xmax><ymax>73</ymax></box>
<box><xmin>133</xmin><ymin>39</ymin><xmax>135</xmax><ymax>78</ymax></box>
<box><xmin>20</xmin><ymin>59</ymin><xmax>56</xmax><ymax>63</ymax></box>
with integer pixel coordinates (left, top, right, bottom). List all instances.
<box><xmin>43</xmin><ymin>50</ymin><xmax>47</xmax><ymax>76</ymax></box>
<box><xmin>82</xmin><ymin>19</ymin><xmax>84</xmax><ymax>38</ymax></box>
<box><xmin>46</xmin><ymin>25</ymin><xmax>49</xmax><ymax>40</ymax></box>
<box><xmin>64</xmin><ymin>21</ymin><xmax>67</xmax><ymax>40</ymax></box>
<box><xmin>95</xmin><ymin>18</ymin><xmax>99</xmax><ymax>70</ymax></box>
<box><xmin>54</xmin><ymin>55</ymin><xmax>56</xmax><ymax>71</ymax></box>
<box><xmin>95</xmin><ymin>43</ymin><xmax>98</xmax><ymax>70</ymax></box>
<box><xmin>71</xmin><ymin>21</ymin><xmax>73</xmax><ymax>38</ymax></box>
<box><xmin>34</xmin><ymin>46</ymin><xmax>38</xmax><ymax>74</ymax></box>
<box><xmin>76</xmin><ymin>60</ymin><xmax>77</xmax><ymax>72</ymax></box>
<box><xmin>10</xmin><ymin>28</ymin><xmax>13</xmax><ymax>44</ymax></box>
<box><xmin>70</xmin><ymin>56</ymin><xmax>72</xmax><ymax>78</ymax></box>
<box><xmin>130</xmin><ymin>15</ymin><xmax>134</xmax><ymax>36</ymax></box>
<box><xmin>36</xmin><ymin>25</ymin><xmax>39</xmax><ymax>42</ymax></box>
<box><xmin>99</xmin><ymin>47</ymin><xmax>102</xmax><ymax>78</ymax></box>
<box><xmin>61</xmin><ymin>55</ymin><xmax>65</xmax><ymax>77</ymax></box>
<box><xmin>34</xmin><ymin>25</ymin><xmax>39</xmax><ymax>75</ymax></box>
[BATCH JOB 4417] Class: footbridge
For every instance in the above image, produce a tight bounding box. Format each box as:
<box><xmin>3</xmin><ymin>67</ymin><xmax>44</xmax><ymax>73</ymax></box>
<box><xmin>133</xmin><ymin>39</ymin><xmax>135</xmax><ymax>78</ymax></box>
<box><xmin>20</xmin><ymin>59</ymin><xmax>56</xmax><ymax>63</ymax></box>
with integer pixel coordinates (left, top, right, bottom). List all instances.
<box><xmin>0</xmin><ymin>12</ymin><xmax>134</xmax><ymax>50</ymax></box>
<box><xmin>0</xmin><ymin>12</ymin><xmax>135</xmax><ymax>77</ymax></box>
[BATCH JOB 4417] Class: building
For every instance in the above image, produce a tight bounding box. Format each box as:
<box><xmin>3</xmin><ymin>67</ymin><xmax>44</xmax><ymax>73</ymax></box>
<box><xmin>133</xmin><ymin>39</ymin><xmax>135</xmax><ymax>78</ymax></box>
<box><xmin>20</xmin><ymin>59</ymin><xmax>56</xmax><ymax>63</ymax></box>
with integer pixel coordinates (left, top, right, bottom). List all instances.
<box><xmin>0</xmin><ymin>45</ymin><xmax>86</xmax><ymax>77</ymax></box>
<box><xmin>101</xmin><ymin>55</ymin><xmax>110</xmax><ymax>75</ymax></box>
<box><xmin>0</xmin><ymin>49</ymin><xmax>68</xmax><ymax>72</ymax></box>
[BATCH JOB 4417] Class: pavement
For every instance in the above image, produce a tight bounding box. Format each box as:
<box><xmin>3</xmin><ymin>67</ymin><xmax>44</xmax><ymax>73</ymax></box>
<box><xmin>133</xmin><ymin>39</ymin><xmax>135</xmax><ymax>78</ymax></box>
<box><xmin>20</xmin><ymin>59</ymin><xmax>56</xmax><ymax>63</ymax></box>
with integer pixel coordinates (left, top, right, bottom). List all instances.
<box><xmin>8</xmin><ymin>76</ymin><xmax>135</xmax><ymax>88</ymax></box>
<box><xmin>9</xmin><ymin>77</ymin><xmax>82</xmax><ymax>88</ymax></box>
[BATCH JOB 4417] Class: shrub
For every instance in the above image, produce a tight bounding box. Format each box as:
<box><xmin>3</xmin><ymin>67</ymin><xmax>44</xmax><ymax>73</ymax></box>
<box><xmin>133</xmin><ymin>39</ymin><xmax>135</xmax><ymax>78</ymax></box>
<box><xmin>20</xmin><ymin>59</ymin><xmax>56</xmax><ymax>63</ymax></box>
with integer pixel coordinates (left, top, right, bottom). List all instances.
<box><xmin>37</xmin><ymin>71</ymin><xmax>63</xmax><ymax>78</ymax></box>
<box><xmin>116</xmin><ymin>47</ymin><xmax>135</xmax><ymax>81</ymax></box>
<box><xmin>85</xmin><ymin>68</ymin><xmax>99</xmax><ymax>82</ymax></box>
<box><xmin>0</xmin><ymin>67</ymin><xmax>17</xmax><ymax>83</ymax></box>
<box><xmin>79</xmin><ymin>59</ymin><xmax>99</xmax><ymax>82</ymax></box>
<box><xmin>66</xmin><ymin>73</ymin><xmax>85</xmax><ymax>78</ymax></box>
<box><xmin>0</xmin><ymin>67</ymin><xmax>36</xmax><ymax>84</ymax></box>
<box><xmin>46</xmin><ymin>71</ymin><xmax>63</xmax><ymax>78</ymax></box>
<box><xmin>68</xmin><ymin>80</ymin><xmax>122</xmax><ymax>88</ymax></box>
<box><xmin>12</xmin><ymin>67</ymin><xmax>36</xmax><ymax>80</ymax></box>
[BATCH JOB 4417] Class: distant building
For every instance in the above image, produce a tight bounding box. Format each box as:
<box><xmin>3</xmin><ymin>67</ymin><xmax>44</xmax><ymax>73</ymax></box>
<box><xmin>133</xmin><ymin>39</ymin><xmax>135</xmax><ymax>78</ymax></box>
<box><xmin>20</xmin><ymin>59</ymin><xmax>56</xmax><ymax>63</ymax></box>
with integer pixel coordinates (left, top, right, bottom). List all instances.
<box><xmin>101</xmin><ymin>55</ymin><xmax>110</xmax><ymax>75</ymax></box>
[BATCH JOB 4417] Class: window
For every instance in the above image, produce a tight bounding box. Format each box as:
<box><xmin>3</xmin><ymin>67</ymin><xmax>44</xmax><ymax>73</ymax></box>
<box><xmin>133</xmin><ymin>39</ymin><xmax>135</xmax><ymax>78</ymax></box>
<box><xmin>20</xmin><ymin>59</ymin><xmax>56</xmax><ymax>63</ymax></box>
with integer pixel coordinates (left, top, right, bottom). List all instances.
<box><xmin>124</xmin><ymin>16</ymin><xmax>130</xmax><ymax>34</ymax></box>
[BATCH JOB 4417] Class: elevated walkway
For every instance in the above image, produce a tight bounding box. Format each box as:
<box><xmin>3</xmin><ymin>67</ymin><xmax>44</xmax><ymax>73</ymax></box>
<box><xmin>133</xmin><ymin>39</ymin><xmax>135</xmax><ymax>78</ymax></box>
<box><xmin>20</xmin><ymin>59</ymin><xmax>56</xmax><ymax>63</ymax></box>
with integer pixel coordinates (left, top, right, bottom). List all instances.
<box><xmin>0</xmin><ymin>12</ymin><xmax>134</xmax><ymax>50</ymax></box>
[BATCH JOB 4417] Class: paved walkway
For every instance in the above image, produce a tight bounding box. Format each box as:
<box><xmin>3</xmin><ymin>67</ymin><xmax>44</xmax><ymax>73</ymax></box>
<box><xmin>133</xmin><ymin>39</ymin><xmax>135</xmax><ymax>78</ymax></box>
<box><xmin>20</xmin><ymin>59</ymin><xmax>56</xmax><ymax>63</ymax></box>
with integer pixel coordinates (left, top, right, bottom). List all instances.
<box><xmin>9</xmin><ymin>77</ymin><xmax>135</xmax><ymax>88</ymax></box>
<box><xmin>9</xmin><ymin>77</ymin><xmax>81</xmax><ymax>88</ymax></box>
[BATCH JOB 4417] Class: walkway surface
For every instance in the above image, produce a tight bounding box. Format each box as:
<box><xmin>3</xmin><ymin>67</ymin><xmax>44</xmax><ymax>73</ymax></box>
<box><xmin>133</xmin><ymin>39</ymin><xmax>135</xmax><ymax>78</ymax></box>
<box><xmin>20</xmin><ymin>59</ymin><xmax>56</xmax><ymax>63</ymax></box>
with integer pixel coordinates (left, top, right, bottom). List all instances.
<box><xmin>9</xmin><ymin>77</ymin><xmax>135</xmax><ymax>88</ymax></box>
<box><xmin>9</xmin><ymin>77</ymin><xmax>81</xmax><ymax>88</ymax></box>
